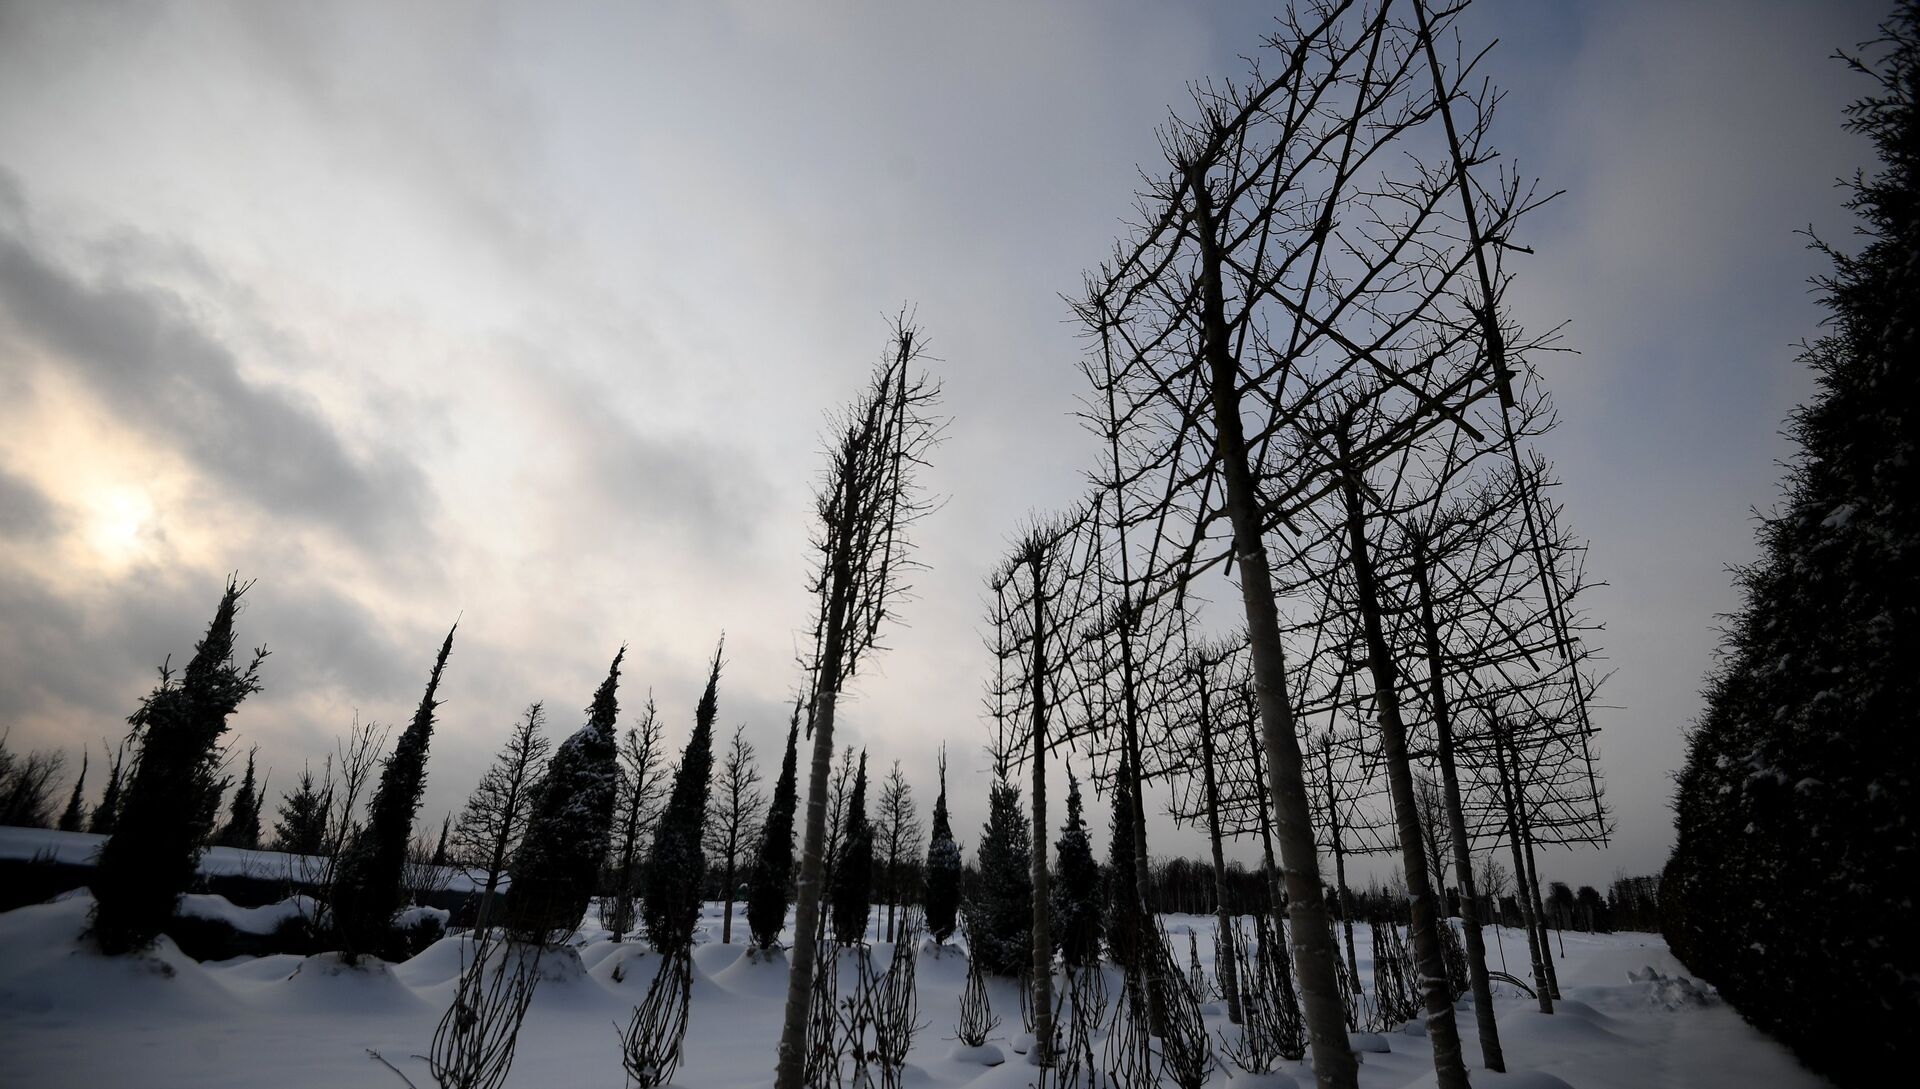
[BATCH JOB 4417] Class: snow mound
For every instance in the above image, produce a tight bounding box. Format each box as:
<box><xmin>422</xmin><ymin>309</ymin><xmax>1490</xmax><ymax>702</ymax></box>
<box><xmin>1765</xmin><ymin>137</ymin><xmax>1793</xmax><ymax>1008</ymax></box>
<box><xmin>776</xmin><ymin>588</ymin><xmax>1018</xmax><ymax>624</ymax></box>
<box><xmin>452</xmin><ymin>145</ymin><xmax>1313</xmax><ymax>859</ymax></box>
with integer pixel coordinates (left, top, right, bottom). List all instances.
<box><xmin>1628</xmin><ymin>966</ymin><xmax>1718</xmax><ymax>1009</ymax></box>
<box><xmin>276</xmin><ymin>952</ymin><xmax>426</xmax><ymax>1014</ymax></box>
<box><xmin>1349</xmin><ymin>1030</ymin><xmax>1392</xmax><ymax>1053</ymax></box>
<box><xmin>178</xmin><ymin>893</ymin><xmax>316</xmax><ymax>935</ymax></box>
<box><xmin>0</xmin><ymin>895</ymin><xmax>237</xmax><ymax>1020</ymax></box>
<box><xmin>394</xmin><ymin>904</ymin><xmax>449</xmax><ymax>931</ymax></box>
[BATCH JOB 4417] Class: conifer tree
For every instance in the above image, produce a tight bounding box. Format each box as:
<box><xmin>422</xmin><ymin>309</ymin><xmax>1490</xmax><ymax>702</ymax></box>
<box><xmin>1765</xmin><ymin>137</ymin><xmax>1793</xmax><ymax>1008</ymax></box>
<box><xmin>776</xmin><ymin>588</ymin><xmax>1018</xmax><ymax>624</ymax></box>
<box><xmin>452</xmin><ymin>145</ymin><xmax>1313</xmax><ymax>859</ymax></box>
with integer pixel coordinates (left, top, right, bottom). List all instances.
<box><xmin>57</xmin><ymin>751</ymin><xmax>87</xmax><ymax>833</ymax></box>
<box><xmin>91</xmin><ymin>577</ymin><xmax>265</xmax><ymax>954</ymax></box>
<box><xmin>606</xmin><ymin>695</ymin><xmax>665</xmax><ymax>942</ymax></box>
<box><xmin>331</xmin><ymin>625</ymin><xmax>455</xmax><ymax>958</ymax></box>
<box><xmin>706</xmin><ymin>724</ymin><xmax>766</xmax><ymax>944</ymax></box>
<box><xmin>829</xmin><ymin>749</ymin><xmax>872</xmax><ymax>943</ymax></box>
<box><xmin>1666</xmin><ymin>10</ymin><xmax>1920</xmax><ymax>1081</ymax></box>
<box><xmin>922</xmin><ymin>750</ymin><xmax>962</xmax><ymax>944</ymax></box>
<box><xmin>965</xmin><ymin>779</ymin><xmax>1032</xmax><ymax>975</ymax></box>
<box><xmin>88</xmin><ymin>740</ymin><xmax>128</xmax><ymax>836</ymax></box>
<box><xmin>1104</xmin><ymin>757</ymin><xmax>1142</xmax><ymax>971</ymax></box>
<box><xmin>453</xmin><ymin>704</ymin><xmax>549</xmax><ymax>927</ymax></box>
<box><xmin>273</xmin><ymin>761</ymin><xmax>331</xmax><ymax>855</ymax></box>
<box><xmin>642</xmin><ymin>640</ymin><xmax>722</xmax><ymax>954</ymax></box>
<box><xmin>506</xmin><ymin>648</ymin><xmax>625</xmax><ymax>941</ymax></box>
<box><xmin>747</xmin><ymin>714</ymin><xmax>801</xmax><ymax>950</ymax></box>
<box><xmin>1050</xmin><ymin>770</ymin><xmax>1103</xmax><ymax>967</ymax></box>
<box><xmin>214</xmin><ymin>747</ymin><xmax>262</xmax><ymax>849</ymax></box>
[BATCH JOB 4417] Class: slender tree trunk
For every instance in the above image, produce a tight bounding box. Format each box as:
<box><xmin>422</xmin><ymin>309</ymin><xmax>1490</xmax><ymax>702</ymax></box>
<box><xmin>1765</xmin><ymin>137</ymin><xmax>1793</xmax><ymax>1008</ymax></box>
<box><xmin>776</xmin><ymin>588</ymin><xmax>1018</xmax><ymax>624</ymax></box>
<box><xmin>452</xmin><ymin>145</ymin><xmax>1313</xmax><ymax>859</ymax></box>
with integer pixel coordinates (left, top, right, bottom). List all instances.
<box><xmin>773</xmin><ymin>517</ymin><xmax>856</xmax><ymax>1089</ymax></box>
<box><xmin>1247</xmin><ymin>713</ymin><xmax>1288</xmax><ymax>927</ymax></box>
<box><xmin>1338</xmin><ymin>466</ymin><xmax>1469</xmax><ymax>1089</ymax></box>
<box><xmin>1513</xmin><ymin>770</ymin><xmax>1560</xmax><ymax>998</ymax></box>
<box><xmin>1323</xmin><ymin>747</ymin><xmax>1361</xmax><ymax>986</ymax></box>
<box><xmin>1198</xmin><ymin>675</ymin><xmax>1242</xmax><ymax>1023</ymax></box>
<box><xmin>1027</xmin><ymin>553</ymin><xmax>1057</xmax><ymax>1065</ymax></box>
<box><xmin>1412</xmin><ymin>542</ymin><xmax>1505</xmax><ymax>1071</ymax></box>
<box><xmin>723</xmin><ymin>856</ymin><xmax>736</xmax><ymax>944</ymax></box>
<box><xmin>1191</xmin><ymin>163</ymin><xmax>1357</xmax><ymax>1089</ymax></box>
<box><xmin>1491</xmin><ymin>719</ymin><xmax>1552</xmax><ymax>1014</ymax></box>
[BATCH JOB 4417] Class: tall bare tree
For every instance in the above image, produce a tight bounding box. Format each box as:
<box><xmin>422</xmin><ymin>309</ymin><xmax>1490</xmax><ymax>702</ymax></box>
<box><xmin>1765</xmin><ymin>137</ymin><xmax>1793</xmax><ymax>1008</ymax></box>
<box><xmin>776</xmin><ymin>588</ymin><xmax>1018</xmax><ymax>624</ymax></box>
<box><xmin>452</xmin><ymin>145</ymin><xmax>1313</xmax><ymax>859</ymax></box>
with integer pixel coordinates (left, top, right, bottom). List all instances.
<box><xmin>452</xmin><ymin>704</ymin><xmax>550</xmax><ymax>929</ymax></box>
<box><xmin>772</xmin><ymin>318</ymin><xmax>941</xmax><ymax>1089</ymax></box>
<box><xmin>706</xmin><ymin>724</ymin><xmax>766</xmax><ymax>944</ymax></box>
<box><xmin>872</xmin><ymin>760</ymin><xmax>921</xmax><ymax>944</ymax></box>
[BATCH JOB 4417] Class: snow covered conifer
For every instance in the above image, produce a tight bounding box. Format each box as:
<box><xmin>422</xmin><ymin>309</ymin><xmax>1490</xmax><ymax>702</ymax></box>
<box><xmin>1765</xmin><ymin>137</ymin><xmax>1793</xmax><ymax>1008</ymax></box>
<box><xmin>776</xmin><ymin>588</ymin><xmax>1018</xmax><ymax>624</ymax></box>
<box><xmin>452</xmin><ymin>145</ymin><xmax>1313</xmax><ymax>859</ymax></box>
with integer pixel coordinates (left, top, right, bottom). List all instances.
<box><xmin>642</xmin><ymin>640</ymin><xmax>722</xmax><ymax>954</ymax></box>
<box><xmin>1050</xmin><ymin>770</ymin><xmax>1103</xmax><ymax>967</ymax></box>
<box><xmin>922</xmin><ymin>750</ymin><xmax>962</xmax><ymax>944</ymax></box>
<box><xmin>965</xmin><ymin>779</ymin><xmax>1031</xmax><ymax>975</ymax></box>
<box><xmin>330</xmin><ymin>625</ymin><xmax>455</xmax><ymax>958</ymax></box>
<box><xmin>1103</xmin><ymin>755</ymin><xmax>1143</xmax><ymax>970</ymax></box>
<box><xmin>746</xmin><ymin>714</ymin><xmax>800</xmax><ymax>949</ymax></box>
<box><xmin>506</xmin><ymin>648</ymin><xmax>625</xmax><ymax>941</ymax></box>
<box><xmin>91</xmin><ymin>576</ymin><xmax>265</xmax><ymax>954</ymax></box>
<box><xmin>829</xmin><ymin>749</ymin><xmax>872</xmax><ymax>943</ymax></box>
<box><xmin>273</xmin><ymin>761</ymin><xmax>330</xmax><ymax>855</ymax></box>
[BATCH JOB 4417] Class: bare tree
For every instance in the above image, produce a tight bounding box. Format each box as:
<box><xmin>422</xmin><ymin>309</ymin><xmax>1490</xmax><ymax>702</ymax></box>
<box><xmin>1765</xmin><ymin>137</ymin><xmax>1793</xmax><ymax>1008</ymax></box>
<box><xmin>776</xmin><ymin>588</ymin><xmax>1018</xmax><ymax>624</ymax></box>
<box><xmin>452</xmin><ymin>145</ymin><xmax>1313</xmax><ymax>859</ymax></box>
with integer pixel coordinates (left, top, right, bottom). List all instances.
<box><xmin>607</xmin><ymin>695</ymin><xmax>666</xmax><ymax>942</ymax></box>
<box><xmin>451</xmin><ymin>705</ymin><xmax>549</xmax><ymax>929</ymax></box>
<box><xmin>773</xmin><ymin>318</ymin><xmax>941</xmax><ymax>1089</ymax></box>
<box><xmin>705</xmin><ymin>724</ymin><xmax>766</xmax><ymax>944</ymax></box>
<box><xmin>871</xmin><ymin>760</ymin><xmax>921</xmax><ymax>944</ymax></box>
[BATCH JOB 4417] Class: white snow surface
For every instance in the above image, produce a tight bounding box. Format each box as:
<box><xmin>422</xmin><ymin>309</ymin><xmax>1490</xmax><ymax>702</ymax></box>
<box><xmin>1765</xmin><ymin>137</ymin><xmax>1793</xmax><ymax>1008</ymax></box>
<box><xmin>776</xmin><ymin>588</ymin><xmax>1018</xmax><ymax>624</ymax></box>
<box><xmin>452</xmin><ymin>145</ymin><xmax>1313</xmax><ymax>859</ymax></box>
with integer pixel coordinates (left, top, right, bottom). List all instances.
<box><xmin>0</xmin><ymin>894</ymin><xmax>1832</xmax><ymax>1089</ymax></box>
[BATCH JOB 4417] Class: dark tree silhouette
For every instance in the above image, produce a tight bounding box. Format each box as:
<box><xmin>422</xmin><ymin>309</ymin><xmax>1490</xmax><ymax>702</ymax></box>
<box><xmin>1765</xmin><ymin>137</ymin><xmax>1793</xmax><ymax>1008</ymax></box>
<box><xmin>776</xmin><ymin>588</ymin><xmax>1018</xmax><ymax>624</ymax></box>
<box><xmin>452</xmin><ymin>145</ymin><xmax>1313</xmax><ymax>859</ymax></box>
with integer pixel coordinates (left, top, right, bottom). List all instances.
<box><xmin>57</xmin><ymin>750</ymin><xmax>87</xmax><ymax>833</ymax></box>
<box><xmin>746</xmin><ymin>714</ymin><xmax>801</xmax><ymax>950</ymax></box>
<box><xmin>643</xmin><ymin>640</ymin><xmax>721</xmax><ymax>954</ymax></box>
<box><xmin>91</xmin><ymin>577</ymin><xmax>265</xmax><ymax>954</ymax></box>
<box><xmin>330</xmin><ymin>625</ymin><xmax>456</xmax><ymax>959</ymax></box>
<box><xmin>829</xmin><ymin>749</ymin><xmax>872</xmax><ymax>943</ymax></box>
<box><xmin>965</xmin><ymin>779</ymin><xmax>1032</xmax><ymax>976</ymax></box>
<box><xmin>1050</xmin><ymin>770</ymin><xmax>1103</xmax><ymax>968</ymax></box>
<box><xmin>606</xmin><ymin>694</ymin><xmax>666</xmax><ymax>943</ymax></box>
<box><xmin>706</xmin><ymin>723</ymin><xmax>765</xmax><ymax>944</ymax></box>
<box><xmin>453</xmin><ymin>704</ymin><xmax>551</xmax><ymax>929</ymax></box>
<box><xmin>922</xmin><ymin>749</ymin><xmax>962</xmax><ymax>945</ymax></box>
<box><xmin>213</xmin><ymin>747</ymin><xmax>262</xmax><ymax>849</ymax></box>
<box><xmin>88</xmin><ymin>739</ymin><xmax>129</xmax><ymax>836</ymax></box>
<box><xmin>506</xmin><ymin>649</ymin><xmax>624</xmax><ymax>941</ymax></box>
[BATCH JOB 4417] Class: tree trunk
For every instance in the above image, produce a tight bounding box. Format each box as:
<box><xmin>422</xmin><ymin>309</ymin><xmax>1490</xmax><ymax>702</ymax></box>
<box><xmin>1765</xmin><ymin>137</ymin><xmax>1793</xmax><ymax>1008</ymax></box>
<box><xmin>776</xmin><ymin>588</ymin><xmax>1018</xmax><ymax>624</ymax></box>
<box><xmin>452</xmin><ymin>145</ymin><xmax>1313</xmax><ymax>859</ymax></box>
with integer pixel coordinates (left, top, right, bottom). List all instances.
<box><xmin>1324</xmin><ymin>751</ymin><xmax>1361</xmax><ymax>988</ymax></box>
<box><xmin>1338</xmin><ymin>466</ymin><xmax>1469</xmax><ymax>1089</ymax></box>
<box><xmin>722</xmin><ymin>857</ymin><xmax>736</xmax><ymax>944</ymax></box>
<box><xmin>1492</xmin><ymin>720</ymin><xmax>1553</xmax><ymax>1014</ymax></box>
<box><xmin>1412</xmin><ymin>541</ymin><xmax>1505</xmax><ymax>1071</ymax></box>
<box><xmin>1027</xmin><ymin>553</ymin><xmax>1057</xmax><ymax>1066</ymax></box>
<box><xmin>1191</xmin><ymin>163</ymin><xmax>1357</xmax><ymax>1089</ymax></box>
<box><xmin>1198</xmin><ymin>673</ymin><xmax>1243</xmax><ymax>1023</ymax></box>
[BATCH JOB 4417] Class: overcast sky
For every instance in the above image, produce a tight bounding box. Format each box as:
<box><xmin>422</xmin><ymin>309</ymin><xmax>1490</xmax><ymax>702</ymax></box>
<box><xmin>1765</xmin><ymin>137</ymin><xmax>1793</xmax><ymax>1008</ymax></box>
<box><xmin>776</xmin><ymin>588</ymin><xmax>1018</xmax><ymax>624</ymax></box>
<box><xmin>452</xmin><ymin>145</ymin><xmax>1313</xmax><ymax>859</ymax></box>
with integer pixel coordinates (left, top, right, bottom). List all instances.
<box><xmin>0</xmin><ymin>0</ymin><xmax>1889</xmax><ymax>889</ymax></box>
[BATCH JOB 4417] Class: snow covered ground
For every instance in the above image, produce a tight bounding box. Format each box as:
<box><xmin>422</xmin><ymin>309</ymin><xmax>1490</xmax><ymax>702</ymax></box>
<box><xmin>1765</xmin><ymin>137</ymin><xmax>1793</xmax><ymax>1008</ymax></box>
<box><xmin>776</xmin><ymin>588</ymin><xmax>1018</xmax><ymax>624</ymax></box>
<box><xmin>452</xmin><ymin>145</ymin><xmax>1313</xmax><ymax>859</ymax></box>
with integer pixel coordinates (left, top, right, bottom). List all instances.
<box><xmin>0</xmin><ymin>890</ymin><xmax>1829</xmax><ymax>1089</ymax></box>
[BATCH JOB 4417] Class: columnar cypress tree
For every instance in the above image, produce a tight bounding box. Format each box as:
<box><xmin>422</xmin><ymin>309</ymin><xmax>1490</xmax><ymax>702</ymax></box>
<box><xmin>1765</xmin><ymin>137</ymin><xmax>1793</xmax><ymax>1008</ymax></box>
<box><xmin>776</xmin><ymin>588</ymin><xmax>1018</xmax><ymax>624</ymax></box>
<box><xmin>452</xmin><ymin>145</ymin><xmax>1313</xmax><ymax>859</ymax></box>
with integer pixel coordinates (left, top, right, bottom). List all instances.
<box><xmin>91</xmin><ymin>577</ymin><xmax>265</xmax><ymax>954</ymax></box>
<box><xmin>57</xmin><ymin>751</ymin><xmax>87</xmax><ymax>833</ymax></box>
<box><xmin>331</xmin><ymin>626</ymin><xmax>455</xmax><ymax>958</ymax></box>
<box><xmin>88</xmin><ymin>741</ymin><xmax>127</xmax><ymax>835</ymax></box>
<box><xmin>642</xmin><ymin>640</ymin><xmax>722</xmax><ymax>954</ymax></box>
<box><xmin>1103</xmin><ymin>756</ymin><xmax>1142</xmax><ymax>970</ymax></box>
<box><xmin>923</xmin><ymin>750</ymin><xmax>962</xmax><ymax>944</ymax></box>
<box><xmin>747</xmin><ymin>715</ymin><xmax>801</xmax><ymax>950</ymax></box>
<box><xmin>965</xmin><ymin>779</ymin><xmax>1032</xmax><ymax>976</ymax></box>
<box><xmin>1666</xmin><ymin>11</ymin><xmax>1920</xmax><ymax>1083</ymax></box>
<box><xmin>214</xmin><ymin>747</ymin><xmax>262</xmax><ymax>849</ymax></box>
<box><xmin>829</xmin><ymin>749</ymin><xmax>872</xmax><ymax>943</ymax></box>
<box><xmin>506</xmin><ymin>648</ymin><xmax>625</xmax><ymax>941</ymax></box>
<box><xmin>1051</xmin><ymin>770</ymin><xmax>1103</xmax><ymax>967</ymax></box>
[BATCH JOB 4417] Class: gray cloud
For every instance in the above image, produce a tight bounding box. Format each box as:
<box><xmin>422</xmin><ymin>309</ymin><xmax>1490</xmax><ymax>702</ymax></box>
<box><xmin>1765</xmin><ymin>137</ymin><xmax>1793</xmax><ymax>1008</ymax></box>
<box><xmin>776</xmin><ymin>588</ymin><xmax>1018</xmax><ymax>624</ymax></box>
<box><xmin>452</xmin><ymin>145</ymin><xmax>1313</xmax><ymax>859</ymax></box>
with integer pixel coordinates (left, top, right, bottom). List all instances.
<box><xmin>0</xmin><ymin>207</ymin><xmax>432</xmax><ymax>552</ymax></box>
<box><xmin>0</xmin><ymin>463</ymin><xmax>56</xmax><ymax>540</ymax></box>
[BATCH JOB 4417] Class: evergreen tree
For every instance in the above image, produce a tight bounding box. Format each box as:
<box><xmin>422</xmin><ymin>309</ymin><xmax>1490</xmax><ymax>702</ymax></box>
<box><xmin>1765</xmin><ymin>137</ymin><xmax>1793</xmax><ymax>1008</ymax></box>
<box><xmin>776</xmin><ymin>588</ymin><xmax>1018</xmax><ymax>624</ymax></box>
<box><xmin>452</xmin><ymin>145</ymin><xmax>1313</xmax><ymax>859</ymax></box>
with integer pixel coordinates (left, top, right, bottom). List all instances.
<box><xmin>922</xmin><ymin>750</ymin><xmax>962</xmax><ymax>944</ymax></box>
<box><xmin>451</xmin><ymin>704</ymin><xmax>549</xmax><ymax>927</ymax></box>
<box><xmin>213</xmin><ymin>747</ymin><xmax>262</xmax><ymax>849</ymax></box>
<box><xmin>1050</xmin><ymin>770</ymin><xmax>1103</xmax><ymax>967</ymax></box>
<box><xmin>1666</xmin><ymin>11</ymin><xmax>1920</xmax><ymax>1083</ymax></box>
<box><xmin>57</xmin><ymin>751</ymin><xmax>87</xmax><ymax>833</ymax></box>
<box><xmin>1104</xmin><ymin>757</ymin><xmax>1142</xmax><ymax>970</ymax></box>
<box><xmin>273</xmin><ymin>761</ymin><xmax>331</xmax><ymax>855</ymax></box>
<box><xmin>88</xmin><ymin>740</ymin><xmax>128</xmax><ymax>836</ymax></box>
<box><xmin>330</xmin><ymin>625</ymin><xmax>455</xmax><ymax>958</ymax></box>
<box><xmin>506</xmin><ymin>648</ymin><xmax>625</xmax><ymax>941</ymax></box>
<box><xmin>746</xmin><ymin>714</ymin><xmax>801</xmax><ymax>950</ymax></box>
<box><xmin>965</xmin><ymin>779</ymin><xmax>1032</xmax><ymax>976</ymax></box>
<box><xmin>642</xmin><ymin>640</ymin><xmax>722</xmax><ymax>954</ymax></box>
<box><xmin>829</xmin><ymin>749</ymin><xmax>872</xmax><ymax>943</ymax></box>
<box><xmin>91</xmin><ymin>577</ymin><xmax>265</xmax><ymax>954</ymax></box>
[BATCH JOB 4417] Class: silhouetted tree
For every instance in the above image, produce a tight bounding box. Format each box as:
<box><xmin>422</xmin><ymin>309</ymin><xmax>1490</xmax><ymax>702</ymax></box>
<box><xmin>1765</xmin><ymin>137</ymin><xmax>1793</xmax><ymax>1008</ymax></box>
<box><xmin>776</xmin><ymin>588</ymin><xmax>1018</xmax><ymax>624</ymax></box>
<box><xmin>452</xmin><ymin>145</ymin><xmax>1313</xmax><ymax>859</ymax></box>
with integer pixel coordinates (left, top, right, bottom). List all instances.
<box><xmin>91</xmin><ymin>577</ymin><xmax>265</xmax><ymax>954</ymax></box>
<box><xmin>506</xmin><ymin>649</ymin><xmax>624</xmax><ymax>941</ymax></box>
<box><xmin>1051</xmin><ymin>770</ymin><xmax>1103</xmax><ymax>967</ymax></box>
<box><xmin>88</xmin><ymin>739</ymin><xmax>129</xmax><ymax>835</ymax></box>
<box><xmin>57</xmin><ymin>750</ymin><xmax>87</xmax><ymax>833</ymax></box>
<box><xmin>273</xmin><ymin>761</ymin><xmax>331</xmax><ymax>855</ymax></box>
<box><xmin>873</xmin><ymin>759</ymin><xmax>920</xmax><ymax>942</ymax></box>
<box><xmin>706</xmin><ymin>723</ymin><xmax>765</xmax><ymax>944</ymax></box>
<box><xmin>922</xmin><ymin>749</ymin><xmax>962</xmax><ymax>944</ymax></box>
<box><xmin>213</xmin><ymin>747</ymin><xmax>262</xmax><ymax>849</ymax></box>
<box><xmin>643</xmin><ymin>641</ymin><xmax>721</xmax><ymax>954</ymax></box>
<box><xmin>829</xmin><ymin>750</ymin><xmax>873</xmax><ymax>943</ymax></box>
<box><xmin>747</xmin><ymin>715</ymin><xmax>801</xmax><ymax>950</ymax></box>
<box><xmin>606</xmin><ymin>694</ymin><xmax>666</xmax><ymax>942</ymax></box>
<box><xmin>331</xmin><ymin>625</ymin><xmax>456</xmax><ymax>958</ymax></box>
<box><xmin>454</xmin><ymin>704</ymin><xmax>550</xmax><ymax>928</ymax></box>
<box><xmin>965</xmin><ymin>779</ymin><xmax>1031</xmax><ymax>976</ymax></box>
